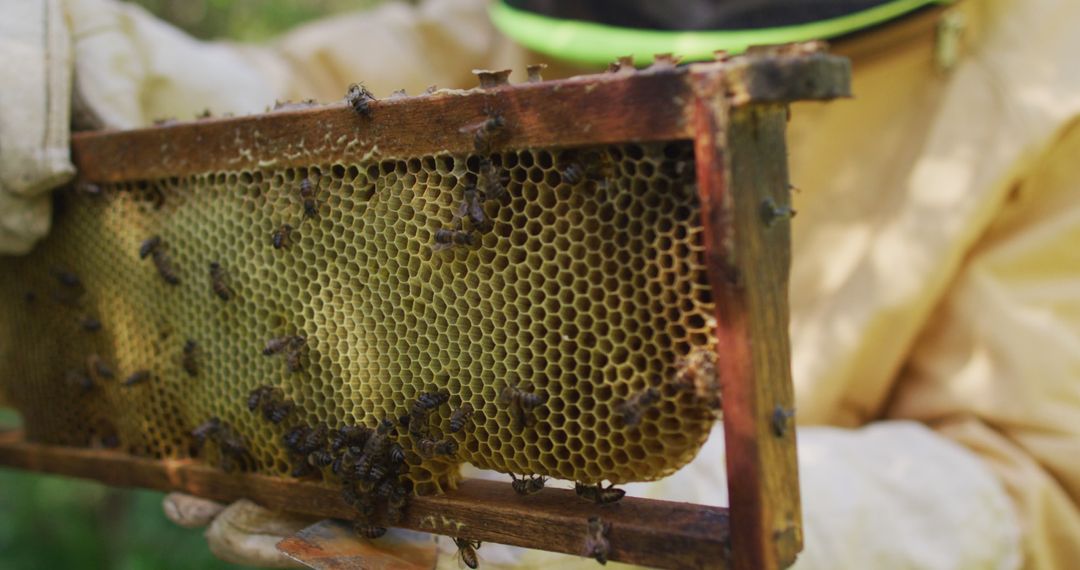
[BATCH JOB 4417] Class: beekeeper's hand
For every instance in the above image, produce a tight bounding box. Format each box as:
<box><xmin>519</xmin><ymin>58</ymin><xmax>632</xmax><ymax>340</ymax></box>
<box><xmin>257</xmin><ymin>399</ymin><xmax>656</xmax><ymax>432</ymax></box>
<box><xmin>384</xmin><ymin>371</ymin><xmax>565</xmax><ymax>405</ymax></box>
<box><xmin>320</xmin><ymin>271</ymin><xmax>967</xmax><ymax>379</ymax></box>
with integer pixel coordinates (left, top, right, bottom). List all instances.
<box><xmin>163</xmin><ymin>494</ymin><xmax>314</xmax><ymax>568</ymax></box>
<box><xmin>0</xmin><ymin>0</ymin><xmax>75</xmax><ymax>254</ymax></box>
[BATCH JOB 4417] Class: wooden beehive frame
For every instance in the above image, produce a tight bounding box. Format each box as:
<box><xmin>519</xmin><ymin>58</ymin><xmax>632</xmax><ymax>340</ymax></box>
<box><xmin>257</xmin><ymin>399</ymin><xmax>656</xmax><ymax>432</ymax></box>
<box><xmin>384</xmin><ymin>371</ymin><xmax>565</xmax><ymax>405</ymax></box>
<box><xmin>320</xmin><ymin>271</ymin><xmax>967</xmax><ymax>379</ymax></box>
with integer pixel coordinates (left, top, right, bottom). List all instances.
<box><xmin>0</xmin><ymin>46</ymin><xmax>849</xmax><ymax>569</ymax></box>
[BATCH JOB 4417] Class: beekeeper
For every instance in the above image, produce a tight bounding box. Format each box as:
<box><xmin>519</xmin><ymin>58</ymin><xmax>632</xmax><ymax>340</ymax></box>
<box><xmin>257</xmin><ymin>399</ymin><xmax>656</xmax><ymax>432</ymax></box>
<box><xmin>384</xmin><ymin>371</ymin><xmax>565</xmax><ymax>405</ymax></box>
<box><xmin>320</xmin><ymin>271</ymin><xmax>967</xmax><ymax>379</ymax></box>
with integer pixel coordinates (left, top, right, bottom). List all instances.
<box><xmin>4</xmin><ymin>0</ymin><xmax>1078</xmax><ymax>568</ymax></box>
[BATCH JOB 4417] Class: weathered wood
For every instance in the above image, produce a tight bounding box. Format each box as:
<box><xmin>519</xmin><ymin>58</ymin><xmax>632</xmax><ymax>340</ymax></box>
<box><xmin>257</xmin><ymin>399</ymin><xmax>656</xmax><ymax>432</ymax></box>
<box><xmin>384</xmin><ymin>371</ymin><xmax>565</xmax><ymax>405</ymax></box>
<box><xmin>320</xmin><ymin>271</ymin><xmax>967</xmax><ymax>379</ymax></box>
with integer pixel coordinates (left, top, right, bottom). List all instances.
<box><xmin>69</xmin><ymin>54</ymin><xmax>850</xmax><ymax>184</ymax></box>
<box><xmin>691</xmin><ymin>71</ymin><xmax>801</xmax><ymax>569</ymax></box>
<box><xmin>71</xmin><ymin>71</ymin><xmax>695</xmax><ymax>184</ymax></box>
<box><xmin>0</xmin><ymin>431</ymin><xmax>728</xmax><ymax>569</ymax></box>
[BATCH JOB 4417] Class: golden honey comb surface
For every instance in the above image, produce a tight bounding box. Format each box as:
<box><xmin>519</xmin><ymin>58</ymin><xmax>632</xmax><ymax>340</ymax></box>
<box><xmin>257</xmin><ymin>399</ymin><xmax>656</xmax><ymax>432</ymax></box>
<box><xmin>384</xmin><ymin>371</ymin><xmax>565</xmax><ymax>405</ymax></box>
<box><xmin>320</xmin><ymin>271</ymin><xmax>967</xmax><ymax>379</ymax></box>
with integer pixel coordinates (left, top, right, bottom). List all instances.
<box><xmin>0</xmin><ymin>141</ymin><xmax>719</xmax><ymax>493</ymax></box>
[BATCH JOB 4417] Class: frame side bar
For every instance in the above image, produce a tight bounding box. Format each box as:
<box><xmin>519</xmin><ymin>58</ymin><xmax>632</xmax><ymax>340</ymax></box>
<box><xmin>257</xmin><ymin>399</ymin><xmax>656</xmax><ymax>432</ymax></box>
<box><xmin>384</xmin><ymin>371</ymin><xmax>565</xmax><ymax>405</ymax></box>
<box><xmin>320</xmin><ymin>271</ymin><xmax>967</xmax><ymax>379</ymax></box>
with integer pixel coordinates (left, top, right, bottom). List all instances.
<box><xmin>0</xmin><ymin>431</ymin><xmax>728</xmax><ymax>570</ymax></box>
<box><xmin>691</xmin><ymin>77</ymin><xmax>802</xmax><ymax>569</ymax></box>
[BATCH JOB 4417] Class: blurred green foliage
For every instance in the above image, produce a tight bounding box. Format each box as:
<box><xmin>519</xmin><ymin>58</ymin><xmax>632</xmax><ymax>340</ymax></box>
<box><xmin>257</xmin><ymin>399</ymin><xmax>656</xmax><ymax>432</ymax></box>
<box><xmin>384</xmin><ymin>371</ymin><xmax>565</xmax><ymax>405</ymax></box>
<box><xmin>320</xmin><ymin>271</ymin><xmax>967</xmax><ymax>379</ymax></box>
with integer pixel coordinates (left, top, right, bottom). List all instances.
<box><xmin>0</xmin><ymin>409</ymin><xmax>260</xmax><ymax>569</ymax></box>
<box><xmin>0</xmin><ymin>408</ymin><xmax>261</xmax><ymax>569</ymax></box>
<box><xmin>130</xmin><ymin>0</ymin><xmax>388</xmax><ymax>41</ymax></box>
<box><xmin>0</xmin><ymin>469</ymin><xmax>261</xmax><ymax>570</ymax></box>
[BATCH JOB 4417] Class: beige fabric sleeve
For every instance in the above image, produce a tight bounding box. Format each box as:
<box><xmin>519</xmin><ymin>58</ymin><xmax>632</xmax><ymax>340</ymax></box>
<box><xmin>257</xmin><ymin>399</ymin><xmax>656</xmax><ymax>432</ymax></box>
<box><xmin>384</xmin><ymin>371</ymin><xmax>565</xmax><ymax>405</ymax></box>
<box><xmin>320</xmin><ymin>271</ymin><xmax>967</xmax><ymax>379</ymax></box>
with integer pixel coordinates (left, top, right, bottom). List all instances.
<box><xmin>889</xmin><ymin>117</ymin><xmax>1080</xmax><ymax>569</ymax></box>
<box><xmin>0</xmin><ymin>0</ymin><xmax>74</xmax><ymax>254</ymax></box>
<box><xmin>783</xmin><ymin>1</ymin><xmax>1080</xmax><ymax>567</ymax></box>
<box><xmin>267</xmin><ymin>0</ymin><xmax>584</xmax><ymax>103</ymax></box>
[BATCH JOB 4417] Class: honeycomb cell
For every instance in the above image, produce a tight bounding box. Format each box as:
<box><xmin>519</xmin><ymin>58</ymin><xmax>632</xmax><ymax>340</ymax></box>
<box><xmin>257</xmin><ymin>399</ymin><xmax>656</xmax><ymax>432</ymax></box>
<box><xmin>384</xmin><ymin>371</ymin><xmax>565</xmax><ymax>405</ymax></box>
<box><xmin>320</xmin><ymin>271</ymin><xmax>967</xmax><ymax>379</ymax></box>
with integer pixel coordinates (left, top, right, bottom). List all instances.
<box><xmin>0</xmin><ymin>142</ymin><xmax>720</xmax><ymax>487</ymax></box>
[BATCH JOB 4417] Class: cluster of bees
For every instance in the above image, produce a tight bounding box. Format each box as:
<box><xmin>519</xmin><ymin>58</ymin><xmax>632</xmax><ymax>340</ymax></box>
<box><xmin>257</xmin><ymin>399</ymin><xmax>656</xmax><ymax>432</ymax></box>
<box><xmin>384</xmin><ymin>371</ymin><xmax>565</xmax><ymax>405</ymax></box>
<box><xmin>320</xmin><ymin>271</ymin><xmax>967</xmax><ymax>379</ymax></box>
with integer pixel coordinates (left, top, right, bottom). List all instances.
<box><xmin>228</xmin><ymin>382</ymin><xmax>479</xmax><ymax>540</ymax></box>
<box><xmin>190</xmin><ymin>417</ymin><xmax>255</xmax><ymax>473</ymax></box>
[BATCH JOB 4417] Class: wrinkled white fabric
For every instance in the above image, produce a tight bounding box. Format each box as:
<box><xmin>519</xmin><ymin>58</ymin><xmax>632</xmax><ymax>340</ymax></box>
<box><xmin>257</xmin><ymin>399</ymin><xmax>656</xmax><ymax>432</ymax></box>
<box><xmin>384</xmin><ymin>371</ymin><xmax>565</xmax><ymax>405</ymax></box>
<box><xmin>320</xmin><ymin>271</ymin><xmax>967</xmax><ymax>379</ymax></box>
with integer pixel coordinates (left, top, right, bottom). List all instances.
<box><xmin>441</xmin><ymin>423</ymin><xmax>1019</xmax><ymax>570</ymax></box>
<box><xmin>0</xmin><ymin>0</ymin><xmax>73</xmax><ymax>253</ymax></box>
<box><xmin>66</xmin><ymin>0</ymin><xmax>284</xmax><ymax>129</ymax></box>
<box><xmin>203</xmin><ymin>499</ymin><xmax>310</xmax><ymax>569</ymax></box>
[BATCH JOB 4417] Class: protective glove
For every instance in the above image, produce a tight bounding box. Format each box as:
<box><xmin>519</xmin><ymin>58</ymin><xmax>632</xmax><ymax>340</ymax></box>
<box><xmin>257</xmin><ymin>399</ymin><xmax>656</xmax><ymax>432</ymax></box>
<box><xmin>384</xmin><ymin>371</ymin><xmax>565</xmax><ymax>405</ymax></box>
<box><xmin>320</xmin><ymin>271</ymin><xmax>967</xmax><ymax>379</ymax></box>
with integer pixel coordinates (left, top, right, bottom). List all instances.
<box><xmin>0</xmin><ymin>0</ymin><xmax>75</xmax><ymax>254</ymax></box>
<box><xmin>162</xmin><ymin>494</ymin><xmax>313</xmax><ymax>568</ymax></box>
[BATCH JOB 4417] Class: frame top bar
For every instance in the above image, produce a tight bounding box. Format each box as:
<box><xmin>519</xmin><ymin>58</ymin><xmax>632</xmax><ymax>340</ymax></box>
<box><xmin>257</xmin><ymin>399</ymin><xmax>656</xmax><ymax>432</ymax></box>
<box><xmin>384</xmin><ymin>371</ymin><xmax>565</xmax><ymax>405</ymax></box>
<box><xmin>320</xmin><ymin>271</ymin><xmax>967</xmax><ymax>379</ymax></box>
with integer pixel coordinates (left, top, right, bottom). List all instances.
<box><xmin>71</xmin><ymin>49</ymin><xmax>849</xmax><ymax>184</ymax></box>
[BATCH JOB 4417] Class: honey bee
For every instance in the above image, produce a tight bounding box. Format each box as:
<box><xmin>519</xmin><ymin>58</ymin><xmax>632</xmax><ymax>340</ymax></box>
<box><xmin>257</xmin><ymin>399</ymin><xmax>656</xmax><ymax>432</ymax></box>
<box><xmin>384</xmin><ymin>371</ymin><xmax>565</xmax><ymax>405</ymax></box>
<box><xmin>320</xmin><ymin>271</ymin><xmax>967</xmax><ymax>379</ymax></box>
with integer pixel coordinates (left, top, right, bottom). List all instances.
<box><xmin>560</xmin><ymin>162</ymin><xmax>586</xmax><ymax>185</ymax></box>
<box><xmin>409</xmin><ymin>389</ymin><xmax>450</xmax><ymax>435</ymax></box>
<box><xmin>584</xmin><ymin>516</ymin><xmax>612</xmax><ymax>565</ymax></box>
<box><xmin>282</xmin><ymin>425</ymin><xmax>309</xmax><ymax>452</ymax></box>
<box><xmin>264</xmin><ymin>400</ymin><xmax>295</xmax><ymax>424</ymax></box>
<box><xmin>151</xmin><ymin>249</ymin><xmax>181</xmax><ymax>285</ymax></box>
<box><xmin>559</xmin><ymin>151</ymin><xmax>612</xmax><ymax>186</ymax></box>
<box><xmin>307</xmin><ymin>449</ymin><xmax>334</xmax><ymax>468</ymax></box>
<box><xmin>80</xmin><ymin>316</ymin><xmax>102</xmax><ymax>332</ymax></box>
<box><xmin>478</xmin><ymin>157</ymin><xmax>506</xmax><ymax>201</ymax></box>
<box><xmin>772</xmin><ymin>406</ymin><xmax>796</xmax><ymax>437</ymax></box>
<box><xmin>615</xmin><ymin>387</ymin><xmax>660</xmax><ymax>428</ymax></box>
<box><xmin>575</xmin><ymin>482</ymin><xmax>625</xmax><ymax>505</ymax></box>
<box><xmin>374</xmin><ymin>479</ymin><xmax>396</xmax><ymax>499</ymax></box>
<box><xmin>418</xmin><ymin>388</ymin><xmax>451</xmax><ymax>409</ymax></box>
<box><xmin>86</xmin><ymin>354</ymin><xmax>114</xmax><ymax>381</ymax></box>
<box><xmin>300</xmin><ymin>423</ymin><xmax>329</xmax><ymax>455</ymax></box>
<box><xmin>458</xmin><ymin>184</ymin><xmax>491</xmax><ymax>233</ymax></box>
<box><xmin>362</xmin><ymin>419</ymin><xmax>395</xmax><ymax>458</ymax></box>
<box><xmin>182</xmin><ymin>339</ymin><xmax>199</xmax><ymax>377</ymax></box>
<box><xmin>285</xmin><ymin>348</ymin><xmax>305</xmax><ymax>373</ymax></box>
<box><xmin>463</xmin><ymin>108</ymin><xmax>505</xmax><ymax>153</ymax></box>
<box><xmin>448</xmin><ymin>402</ymin><xmax>475</xmax><ymax>433</ymax></box>
<box><xmin>346</xmin><ymin>83</ymin><xmax>376</xmax><ymax>118</ymax></box>
<box><xmin>298</xmin><ymin>178</ymin><xmax>318</xmax><ymax>218</ymax></box>
<box><xmin>500</xmin><ymin>383</ymin><xmax>547</xmax><ymax>430</ymax></box>
<box><xmin>53</xmin><ymin>268</ymin><xmax>81</xmax><ymax>288</ymax></box>
<box><xmin>271</xmin><ymin>224</ymin><xmax>294</xmax><ymax>249</ymax></box>
<box><xmin>510</xmin><ymin>473</ymin><xmax>547</xmax><ymax>496</ymax></box>
<box><xmin>417</xmin><ymin>437</ymin><xmax>457</xmax><ymax>458</ymax></box>
<box><xmin>354</xmin><ymin>523</ymin><xmax>387</xmax><ymax>539</ymax></box>
<box><xmin>367</xmin><ymin>461</ymin><xmax>392</xmax><ymax>483</ymax></box>
<box><xmin>388</xmin><ymin>442</ymin><xmax>406</xmax><ymax>466</ymax></box>
<box><xmin>65</xmin><ymin>369</ymin><xmax>94</xmax><ymax>394</ymax></box>
<box><xmin>190</xmin><ymin>417</ymin><xmax>222</xmax><ymax>449</ymax></box>
<box><xmin>208</xmin><ymin>262</ymin><xmax>233</xmax><ymax>301</ymax></box>
<box><xmin>247</xmin><ymin>385</ymin><xmax>273</xmax><ymax>411</ymax></box>
<box><xmin>263</xmin><ymin>335</ymin><xmax>302</xmax><ymax>355</ymax></box>
<box><xmin>454</xmin><ymin>538</ymin><xmax>481</xmax><ymax>569</ymax></box>
<box><xmin>77</xmin><ymin>182</ymin><xmax>103</xmax><ymax>196</ymax></box>
<box><xmin>122</xmin><ymin>369</ymin><xmax>151</xmax><ymax>387</ymax></box>
<box><xmin>138</xmin><ymin>236</ymin><xmax>161</xmax><ymax>259</ymax></box>
<box><xmin>217</xmin><ymin>427</ymin><xmax>254</xmax><ymax>473</ymax></box>
<box><xmin>433</xmin><ymin>227</ymin><xmax>475</xmax><ymax>251</ymax></box>
<box><xmin>331</xmin><ymin>425</ymin><xmax>373</xmax><ymax>452</ymax></box>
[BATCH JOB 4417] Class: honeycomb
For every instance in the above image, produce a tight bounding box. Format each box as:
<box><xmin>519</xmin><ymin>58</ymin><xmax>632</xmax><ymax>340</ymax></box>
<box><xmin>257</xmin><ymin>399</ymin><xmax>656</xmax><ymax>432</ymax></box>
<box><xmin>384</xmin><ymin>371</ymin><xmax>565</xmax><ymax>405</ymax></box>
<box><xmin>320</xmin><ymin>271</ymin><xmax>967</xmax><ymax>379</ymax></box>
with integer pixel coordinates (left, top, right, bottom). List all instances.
<box><xmin>0</xmin><ymin>140</ymin><xmax>720</xmax><ymax>494</ymax></box>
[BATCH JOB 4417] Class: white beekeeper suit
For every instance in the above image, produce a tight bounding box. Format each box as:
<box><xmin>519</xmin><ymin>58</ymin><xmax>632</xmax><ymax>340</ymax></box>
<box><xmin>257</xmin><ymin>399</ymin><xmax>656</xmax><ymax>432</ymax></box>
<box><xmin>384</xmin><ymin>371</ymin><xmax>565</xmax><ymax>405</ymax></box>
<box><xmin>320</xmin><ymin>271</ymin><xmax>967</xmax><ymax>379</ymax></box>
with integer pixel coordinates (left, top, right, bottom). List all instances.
<box><xmin>4</xmin><ymin>0</ymin><xmax>1079</xmax><ymax>568</ymax></box>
